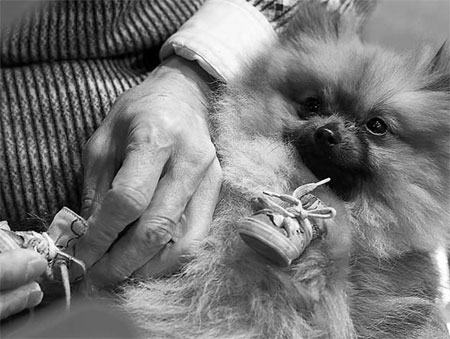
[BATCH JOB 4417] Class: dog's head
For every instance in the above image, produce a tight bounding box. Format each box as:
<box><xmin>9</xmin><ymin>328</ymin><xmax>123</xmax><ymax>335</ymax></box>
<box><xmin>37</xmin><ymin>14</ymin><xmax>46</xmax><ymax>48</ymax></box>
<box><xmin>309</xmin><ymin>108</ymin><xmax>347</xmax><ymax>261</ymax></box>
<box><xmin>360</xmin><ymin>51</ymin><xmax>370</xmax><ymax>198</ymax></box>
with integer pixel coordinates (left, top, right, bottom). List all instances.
<box><xmin>224</xmin><ymin>1</ymin><xmax>450</xmax><ymax>255</ymax></box>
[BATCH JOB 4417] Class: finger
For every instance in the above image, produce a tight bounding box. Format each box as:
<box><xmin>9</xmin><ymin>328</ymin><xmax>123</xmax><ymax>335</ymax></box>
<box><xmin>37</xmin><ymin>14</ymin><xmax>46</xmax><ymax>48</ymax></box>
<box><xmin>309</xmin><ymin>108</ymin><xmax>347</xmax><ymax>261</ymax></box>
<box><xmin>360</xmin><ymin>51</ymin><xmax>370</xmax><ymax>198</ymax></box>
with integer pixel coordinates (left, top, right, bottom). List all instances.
<box><xmin>80</xmin><ymin>137</ymin><xmax>117</xmax><ymax>219</ymax></box>
<box><xmin>86</xmin><ymin>214</ymin><xmax>174</xmax><ymax>286</ymax></box>
<box><xmin>75</xmin><ymin>143</ymin><xmax>170</xmax><ymax>268</ymax></box>
<box><xmin>87</xmin><ymin>156</ymin><xmax>217</xmax><ymax>286</ymax></box>
<box><xmin>135</xmin><ymin>158</ymin><xmax>222</xmax><ymax>278</ymax></box>
<box><xmin>0</xmin><ymin>281</ymin><xmax>43</xmax><ymax>320</ymax></box>
<box><xmin>80</xmin><ymin>160</ymin><xmax>116</xmax><ymax>220</ymax></box>
<box><xmin>0</xmin><ymin>250</ymin><xmax>47</xmax><ymax>290</ymax></box>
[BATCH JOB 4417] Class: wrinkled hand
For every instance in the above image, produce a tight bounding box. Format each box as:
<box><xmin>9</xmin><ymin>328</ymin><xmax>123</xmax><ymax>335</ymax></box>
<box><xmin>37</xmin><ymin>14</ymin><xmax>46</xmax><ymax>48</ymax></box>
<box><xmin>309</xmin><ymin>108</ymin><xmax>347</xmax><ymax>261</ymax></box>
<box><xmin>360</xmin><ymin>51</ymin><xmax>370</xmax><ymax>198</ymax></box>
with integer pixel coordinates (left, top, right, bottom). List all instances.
<box><xmin>0</xmin><ymin>249</ymin><xmax>46</xmax><ymax>319</ymax></box>
<box><xmin>75</xmin><ymin>56</ymin><xmax>222</xmax><ymax>286</ymax></box>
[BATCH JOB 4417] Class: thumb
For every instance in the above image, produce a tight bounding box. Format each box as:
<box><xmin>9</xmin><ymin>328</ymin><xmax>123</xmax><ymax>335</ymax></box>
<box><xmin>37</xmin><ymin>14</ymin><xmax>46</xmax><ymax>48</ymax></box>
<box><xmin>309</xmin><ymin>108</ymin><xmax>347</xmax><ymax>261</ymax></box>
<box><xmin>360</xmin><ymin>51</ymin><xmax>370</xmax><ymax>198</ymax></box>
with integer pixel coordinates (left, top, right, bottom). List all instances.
<box><xmin>0</xmin><ymin>249</ymin><xmax>47</xmax><ymax>290</ymax></box>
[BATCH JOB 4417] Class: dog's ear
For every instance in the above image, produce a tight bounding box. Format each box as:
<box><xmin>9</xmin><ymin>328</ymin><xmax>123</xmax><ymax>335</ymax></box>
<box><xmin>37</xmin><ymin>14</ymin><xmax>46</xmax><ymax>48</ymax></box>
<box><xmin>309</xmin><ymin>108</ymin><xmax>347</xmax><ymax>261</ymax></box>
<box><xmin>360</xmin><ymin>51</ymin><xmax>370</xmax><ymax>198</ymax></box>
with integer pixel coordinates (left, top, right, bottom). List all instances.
<box><xmin>431</xmin><ymin>42</ymin><xmax>449</xmax><ymax>72</ymax></box>
<box><xmin>425</xmin><ymin>42</ymin><xmax>450</xmax><ymax>92</ymax></box>
<box><xmin>281</xmin><ymin>1</ymin><xmax>374</xmax><ymax>45</ymax></box>
<box><xmin>282</xmin><ymin>1</ymin><xmax>341</xmax><ymax>42</ymax></box>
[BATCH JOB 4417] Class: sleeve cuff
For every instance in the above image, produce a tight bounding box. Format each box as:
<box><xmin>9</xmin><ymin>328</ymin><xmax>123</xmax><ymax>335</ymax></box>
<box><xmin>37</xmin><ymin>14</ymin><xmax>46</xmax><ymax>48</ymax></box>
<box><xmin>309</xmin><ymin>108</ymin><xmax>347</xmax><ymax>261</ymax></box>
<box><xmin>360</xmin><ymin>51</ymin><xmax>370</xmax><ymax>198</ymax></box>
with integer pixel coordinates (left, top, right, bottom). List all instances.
<box><xmin>159</xmin><ymin>0</ymin><xmax>277</xmax><ymax>83</ymax></box>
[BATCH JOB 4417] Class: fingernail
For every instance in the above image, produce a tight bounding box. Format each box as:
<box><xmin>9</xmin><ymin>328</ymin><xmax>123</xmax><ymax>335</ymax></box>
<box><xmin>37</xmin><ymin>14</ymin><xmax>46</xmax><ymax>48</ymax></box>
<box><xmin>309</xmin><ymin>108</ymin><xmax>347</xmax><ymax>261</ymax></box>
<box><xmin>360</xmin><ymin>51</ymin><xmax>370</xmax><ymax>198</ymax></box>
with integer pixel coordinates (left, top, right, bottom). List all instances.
<box><xmin>27</xmin><ymin>283</ymin><xmax>43</xmax><ymax>308</ymax></box>
<box><xmin>26</xmin><ymin>257</ymin><xmax>47</xmax><ymax>281</ymax></box>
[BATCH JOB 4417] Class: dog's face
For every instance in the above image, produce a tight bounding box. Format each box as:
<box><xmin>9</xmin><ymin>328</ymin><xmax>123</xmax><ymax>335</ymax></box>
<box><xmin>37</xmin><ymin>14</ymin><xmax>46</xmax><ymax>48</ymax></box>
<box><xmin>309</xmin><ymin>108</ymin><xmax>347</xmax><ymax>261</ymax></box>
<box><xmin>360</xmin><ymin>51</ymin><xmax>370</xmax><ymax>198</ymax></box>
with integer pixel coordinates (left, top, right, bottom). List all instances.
<box><xmin>222</xmin><ymin>3</ymin><xmax>450</xmax><ymax>254</ymax></box>
<box><xmin>276</xmin><ymin>39</ymin><xmax>450</xmax><ymax>201</ymax></box>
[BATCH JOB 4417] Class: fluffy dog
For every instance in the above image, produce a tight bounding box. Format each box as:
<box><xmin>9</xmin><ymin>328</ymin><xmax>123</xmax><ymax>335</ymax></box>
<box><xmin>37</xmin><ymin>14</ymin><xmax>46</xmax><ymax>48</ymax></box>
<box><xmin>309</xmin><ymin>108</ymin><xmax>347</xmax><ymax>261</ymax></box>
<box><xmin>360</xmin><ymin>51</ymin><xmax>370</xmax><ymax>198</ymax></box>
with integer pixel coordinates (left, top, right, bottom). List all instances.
<box><xmin>119</xmin><ymin>2</ymin><xmax>450</xmax><ymax>338</ymax></box>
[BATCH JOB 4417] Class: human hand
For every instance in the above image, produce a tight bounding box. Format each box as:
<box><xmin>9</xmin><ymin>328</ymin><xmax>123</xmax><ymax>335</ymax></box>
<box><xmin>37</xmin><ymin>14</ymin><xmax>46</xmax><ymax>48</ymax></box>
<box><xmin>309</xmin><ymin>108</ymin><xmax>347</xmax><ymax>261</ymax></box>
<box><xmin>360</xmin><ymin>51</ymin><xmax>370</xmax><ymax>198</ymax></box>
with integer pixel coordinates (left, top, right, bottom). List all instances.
<box><xmin>76</xmin><ymin>56</ymin><xmax>222</xmax><ymax>286</ymax></box>
<box><xmin>0</xmin><ymin>249</ymin><xmax>46</xmax><ymax>319</ymax></box>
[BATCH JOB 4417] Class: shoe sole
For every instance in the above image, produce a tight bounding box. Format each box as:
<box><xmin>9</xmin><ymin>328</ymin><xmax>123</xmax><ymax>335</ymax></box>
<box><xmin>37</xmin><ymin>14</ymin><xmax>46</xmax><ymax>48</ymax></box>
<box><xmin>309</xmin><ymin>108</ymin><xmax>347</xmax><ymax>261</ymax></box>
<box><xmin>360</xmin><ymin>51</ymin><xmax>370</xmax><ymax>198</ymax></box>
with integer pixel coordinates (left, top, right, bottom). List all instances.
<box><xmin>238</xmin><ymin>217</ymin><xmax>301</xmax><ymax>267</ymax></box>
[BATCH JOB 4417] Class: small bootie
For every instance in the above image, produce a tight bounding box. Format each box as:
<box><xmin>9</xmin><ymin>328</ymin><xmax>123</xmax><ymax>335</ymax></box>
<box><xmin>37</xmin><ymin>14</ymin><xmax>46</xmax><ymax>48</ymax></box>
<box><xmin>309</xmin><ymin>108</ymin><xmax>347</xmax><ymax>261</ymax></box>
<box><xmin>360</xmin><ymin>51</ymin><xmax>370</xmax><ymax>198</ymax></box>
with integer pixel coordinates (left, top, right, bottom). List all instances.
<box><xmin>238</xmin><ymin>178</ymin><xmax>336</xmax><ymax>267</ymax></box>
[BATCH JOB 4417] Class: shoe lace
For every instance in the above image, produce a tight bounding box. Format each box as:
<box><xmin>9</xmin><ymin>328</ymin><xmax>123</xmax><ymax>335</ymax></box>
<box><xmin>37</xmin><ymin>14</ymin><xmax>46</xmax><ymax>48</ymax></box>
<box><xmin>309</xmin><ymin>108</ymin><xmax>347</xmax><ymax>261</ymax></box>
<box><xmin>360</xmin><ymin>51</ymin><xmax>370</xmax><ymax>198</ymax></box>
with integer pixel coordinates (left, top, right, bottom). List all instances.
<box><xmin>262</xmin><ymin>178</ymin><xmax>336</xmax><ymax>221</ymax></box>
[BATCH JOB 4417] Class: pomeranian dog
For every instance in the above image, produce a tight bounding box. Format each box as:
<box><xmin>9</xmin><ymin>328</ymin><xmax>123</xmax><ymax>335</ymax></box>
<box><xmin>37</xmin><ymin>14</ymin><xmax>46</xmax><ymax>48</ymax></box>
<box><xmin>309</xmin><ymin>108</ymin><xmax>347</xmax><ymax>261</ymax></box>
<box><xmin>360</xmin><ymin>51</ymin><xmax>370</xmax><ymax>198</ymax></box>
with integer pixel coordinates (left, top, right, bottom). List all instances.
<box><xmin>119</xmin><ymin>2</ymin><xmax>450</xmax><ymax>338</ymax></box>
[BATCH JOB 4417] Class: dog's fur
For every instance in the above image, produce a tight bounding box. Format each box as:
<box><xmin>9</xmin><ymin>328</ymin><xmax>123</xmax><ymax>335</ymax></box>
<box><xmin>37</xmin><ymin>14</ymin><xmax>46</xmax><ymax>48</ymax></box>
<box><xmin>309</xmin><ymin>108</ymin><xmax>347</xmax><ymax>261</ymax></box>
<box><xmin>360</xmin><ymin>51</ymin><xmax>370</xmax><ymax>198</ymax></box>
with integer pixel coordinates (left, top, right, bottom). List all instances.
<box><xmin>119</xmin><ymin>3</ymin><xmax>450</xmax><ymax>338</ymax></box>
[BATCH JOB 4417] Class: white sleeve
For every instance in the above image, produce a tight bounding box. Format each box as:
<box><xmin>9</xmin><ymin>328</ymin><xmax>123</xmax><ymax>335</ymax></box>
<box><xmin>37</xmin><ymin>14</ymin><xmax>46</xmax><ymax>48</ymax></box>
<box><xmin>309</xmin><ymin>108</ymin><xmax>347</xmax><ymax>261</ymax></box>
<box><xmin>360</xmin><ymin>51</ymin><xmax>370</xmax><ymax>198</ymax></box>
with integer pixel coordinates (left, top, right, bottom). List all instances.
<box><xmin>159</xmin><ymin>0</ymin><xmax>277</xmax><ymax>83</ymax></box>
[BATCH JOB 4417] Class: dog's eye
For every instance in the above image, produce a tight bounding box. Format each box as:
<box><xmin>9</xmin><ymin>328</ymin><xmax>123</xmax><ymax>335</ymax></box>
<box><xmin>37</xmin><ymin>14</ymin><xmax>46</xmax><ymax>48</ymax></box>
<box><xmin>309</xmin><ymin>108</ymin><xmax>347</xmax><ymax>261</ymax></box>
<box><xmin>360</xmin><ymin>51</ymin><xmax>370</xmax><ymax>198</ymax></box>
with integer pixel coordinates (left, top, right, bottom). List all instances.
<box><xmin>304</xmin><ymin>97</ymin><xmax>321</xmax><ymax>113</ymax></box>
<box><xmin>366</xmin><ymin>118</ymin><xmax>388</xmax><ymax>135</ymax></box>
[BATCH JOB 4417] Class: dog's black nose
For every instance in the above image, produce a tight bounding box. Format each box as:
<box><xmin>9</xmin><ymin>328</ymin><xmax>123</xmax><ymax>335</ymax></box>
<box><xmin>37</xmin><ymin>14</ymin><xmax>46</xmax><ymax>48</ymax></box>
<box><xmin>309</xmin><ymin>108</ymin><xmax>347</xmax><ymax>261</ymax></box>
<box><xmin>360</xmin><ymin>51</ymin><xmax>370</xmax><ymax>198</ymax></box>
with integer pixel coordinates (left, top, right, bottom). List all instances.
<box><xmin>314</xmin><ymin>125</ymin><xmax>341</xmax><ymax>147</ymax></box>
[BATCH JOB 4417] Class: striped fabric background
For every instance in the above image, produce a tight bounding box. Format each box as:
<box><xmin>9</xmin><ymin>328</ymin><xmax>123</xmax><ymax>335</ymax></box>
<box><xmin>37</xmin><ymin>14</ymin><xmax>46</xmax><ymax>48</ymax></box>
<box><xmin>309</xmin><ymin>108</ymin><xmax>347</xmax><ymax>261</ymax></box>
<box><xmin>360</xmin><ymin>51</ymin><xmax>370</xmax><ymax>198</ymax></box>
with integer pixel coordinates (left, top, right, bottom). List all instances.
<box><xmin>0</xmin><ymin>0</ymin><xmax>300</xmax><ymax>228</ymax></box>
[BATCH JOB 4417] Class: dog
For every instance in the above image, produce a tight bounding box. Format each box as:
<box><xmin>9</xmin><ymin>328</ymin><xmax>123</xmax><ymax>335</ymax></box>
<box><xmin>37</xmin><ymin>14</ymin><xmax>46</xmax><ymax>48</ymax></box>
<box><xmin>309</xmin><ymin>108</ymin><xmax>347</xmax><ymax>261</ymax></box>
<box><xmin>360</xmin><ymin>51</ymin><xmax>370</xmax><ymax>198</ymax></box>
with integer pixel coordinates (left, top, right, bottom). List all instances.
<box><xmin>119</xmin><ymin>2</ymin><xmax>450</xmax><ymax>338</ymax></box>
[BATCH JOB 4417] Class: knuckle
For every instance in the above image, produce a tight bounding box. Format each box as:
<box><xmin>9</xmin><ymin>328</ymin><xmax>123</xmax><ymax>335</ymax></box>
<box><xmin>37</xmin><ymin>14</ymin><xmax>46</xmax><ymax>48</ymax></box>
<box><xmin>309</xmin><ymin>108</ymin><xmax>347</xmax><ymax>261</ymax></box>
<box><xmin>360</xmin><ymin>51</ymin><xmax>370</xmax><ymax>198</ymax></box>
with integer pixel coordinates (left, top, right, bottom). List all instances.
<box><xmin>129</xmin><ymin>123</ymin><xmax>176</xmax><ymax>152</ymax></box>
<box><xmin>124</xmin><ymin>140</ymin><xmax>149</xmax><ymax>156</ymax></box>
<box><xmin>109</xmin><ymin>185</ymin><xmax>150</xmax><ymax>216</ymax></box>
<box><xmin>143</xmin><ymin>223</ymin><xmax>172</xmax><ymax>246</ymax></box>
<box><xmin>153</xmin><ymin>114</ymin><xmax>185</xmax><ymax>139</ymax></box>
<box><xmin>160</xmin><ymin>115</ymin><xmax>185</xmax><ymax>136</ymax></box>
<box><xmin>188</xmin><ymin>142</ymin><xmax>217</xmax><ymax>168</ymax></box>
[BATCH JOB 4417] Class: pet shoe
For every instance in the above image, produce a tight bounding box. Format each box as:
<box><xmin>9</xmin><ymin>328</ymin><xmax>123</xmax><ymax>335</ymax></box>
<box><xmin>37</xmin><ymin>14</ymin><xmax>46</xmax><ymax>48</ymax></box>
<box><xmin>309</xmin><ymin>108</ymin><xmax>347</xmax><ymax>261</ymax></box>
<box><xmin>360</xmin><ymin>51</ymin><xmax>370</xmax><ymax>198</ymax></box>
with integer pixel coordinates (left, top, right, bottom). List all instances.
<box><xmin>238</xmin><ymin>179</ymin><xmax>336</xmax><ymax>267</ymax></box>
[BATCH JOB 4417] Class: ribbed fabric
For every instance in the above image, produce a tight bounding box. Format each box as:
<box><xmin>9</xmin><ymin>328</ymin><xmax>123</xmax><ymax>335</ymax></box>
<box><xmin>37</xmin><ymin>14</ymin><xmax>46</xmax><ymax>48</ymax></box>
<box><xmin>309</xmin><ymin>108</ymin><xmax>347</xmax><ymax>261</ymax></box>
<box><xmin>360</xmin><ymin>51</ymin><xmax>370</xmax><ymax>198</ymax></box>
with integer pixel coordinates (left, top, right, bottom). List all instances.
<box><xmin>1</xmin><ymin>0</ymin><xmax>202</xmax><ymax>67</ymax></box>
<box><xmin>0</xmin><ymin>0</ymin><xmax>300</xmax><ymax>228</ymax></box>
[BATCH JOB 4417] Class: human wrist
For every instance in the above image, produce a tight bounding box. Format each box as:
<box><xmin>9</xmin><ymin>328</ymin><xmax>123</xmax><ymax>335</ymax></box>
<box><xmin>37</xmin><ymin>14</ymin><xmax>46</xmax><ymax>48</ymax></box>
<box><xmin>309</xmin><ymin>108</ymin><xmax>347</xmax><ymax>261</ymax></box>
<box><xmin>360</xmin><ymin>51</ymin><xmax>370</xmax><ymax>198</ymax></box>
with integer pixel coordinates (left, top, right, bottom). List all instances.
<box><xmin>145</xmin><ymin>56</ymin><xmax>214</xmax><ymax>100</ymax></box>
<box><xmin>161</xmin><ymin>55</ymin><xmax>216</xmax><ymax>93</ymax></box>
